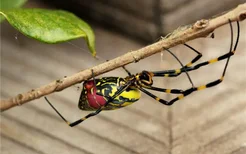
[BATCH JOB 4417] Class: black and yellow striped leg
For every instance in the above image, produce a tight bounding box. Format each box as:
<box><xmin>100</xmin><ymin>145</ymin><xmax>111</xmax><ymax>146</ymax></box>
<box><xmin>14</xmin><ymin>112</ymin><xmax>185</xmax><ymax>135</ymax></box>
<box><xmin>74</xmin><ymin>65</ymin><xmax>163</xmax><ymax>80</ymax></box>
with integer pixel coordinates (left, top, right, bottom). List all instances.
<box><xmin>183</xmin><ymin>43</ymin><xmax>202</xmax><ymax>67</ymax></box>
<box><xmin>174</xmin><ymin>20</ymin><xmax>239</xmax><ymax>76</ymax></box>
<box><xmin>164</xmin><ymin>47</ymin><xmax>195</xmax><ymax>87</ymax></box>
<box><xmin>45</xmin><ymin>80</ymin><xmax>133</xmax><ymax>127</ymax></box>
<box><xmin>167</xmin><ymin>54</ymin><xmax>231</xmax><ymax>106</ymax></box>
<box><xmin>153</xmin><ymin>20</ymin><xmax>239</xmax><ymax>78</ymax></box>
<box><xmin>138</xmin><ymin>19</ymin><xmax>239</xmax><ymax>106</ymax></box>
<box><xmin>142</xmin><ymin>85</ymin><xmax>183</xmax><ymax>94</ymax></box>
<box><xmin>67</xmin><ymin>81</ymin><xmax>133</xmax><ymax>127</ymax></box>
<box><xmin>152</xmin><ymin>43</ymin><xmax>202</xmax><ymax>77</ymax></box>
<box><xmin>45</xmin><ymin>97</ymin><xmax>102</xmax><ymax>127</ymax></box>
<box><xmin>68</xmin><ymin>109</ymin><xmax>103</xmax><ymax>127</ymax></box>
<box><xmin>138</xmin><ymin>52</ymin><xmax>231</xmax><ymax>105</ymax></box>
<box><xmin>164</xmin><ymin>44</ymin><xmax>202</xmax><ymax>77</ymax></box>
<box><xmin>44</xmin><ymin>69</ymin><xmax>99</xmax><ymax>127</ymax></box>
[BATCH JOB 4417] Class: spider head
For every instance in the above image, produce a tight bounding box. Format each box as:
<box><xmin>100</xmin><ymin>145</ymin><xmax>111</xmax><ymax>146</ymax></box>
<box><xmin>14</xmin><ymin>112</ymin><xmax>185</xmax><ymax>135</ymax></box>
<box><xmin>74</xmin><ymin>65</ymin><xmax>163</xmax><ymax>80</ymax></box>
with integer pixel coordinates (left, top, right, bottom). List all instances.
<box><xmin>138</xmin><ymin>71</ymin><xmax>153</xmax><ymax>86</ymax></box>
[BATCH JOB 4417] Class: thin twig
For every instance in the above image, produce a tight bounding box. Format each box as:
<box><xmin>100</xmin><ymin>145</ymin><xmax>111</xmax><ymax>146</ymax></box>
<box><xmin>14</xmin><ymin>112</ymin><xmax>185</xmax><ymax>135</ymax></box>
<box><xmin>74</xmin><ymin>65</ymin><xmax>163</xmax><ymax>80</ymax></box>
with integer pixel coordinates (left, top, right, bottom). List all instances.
<box><xmin>1</xmin><ymin>3</ymin><xmax>246</xmax><ymax>111</ymax></box>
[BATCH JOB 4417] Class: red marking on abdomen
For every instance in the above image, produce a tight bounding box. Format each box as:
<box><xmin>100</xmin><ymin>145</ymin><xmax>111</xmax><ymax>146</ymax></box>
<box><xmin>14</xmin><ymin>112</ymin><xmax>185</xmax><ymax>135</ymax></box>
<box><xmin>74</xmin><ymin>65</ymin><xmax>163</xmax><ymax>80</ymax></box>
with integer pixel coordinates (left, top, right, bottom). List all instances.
<box><xmin>84</xmin><ymin>80</ymin><xmax>107</xmax><ymax>109</ymax></box>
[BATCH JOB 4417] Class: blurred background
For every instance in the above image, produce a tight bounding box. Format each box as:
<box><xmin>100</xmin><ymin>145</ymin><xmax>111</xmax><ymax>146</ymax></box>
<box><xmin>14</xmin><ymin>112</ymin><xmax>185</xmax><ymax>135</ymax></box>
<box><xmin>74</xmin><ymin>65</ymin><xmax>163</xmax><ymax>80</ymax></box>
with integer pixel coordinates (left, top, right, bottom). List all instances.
<box><xmin>38</xmin><ymin>0</ymin><xmax>244</xmax><ymax>42</ymax></box>
<box><xmin>1</xmin><ymin>0</ymin><xmax>246</xmax><ymax>154</ymax></box>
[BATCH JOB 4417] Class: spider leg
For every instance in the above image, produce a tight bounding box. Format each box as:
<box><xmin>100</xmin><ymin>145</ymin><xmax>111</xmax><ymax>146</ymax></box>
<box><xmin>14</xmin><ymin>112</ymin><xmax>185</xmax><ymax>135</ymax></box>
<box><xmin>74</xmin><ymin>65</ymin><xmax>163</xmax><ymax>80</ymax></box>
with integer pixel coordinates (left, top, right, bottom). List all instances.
<box><xmin>45</xmin><ymin>97</ymin><xmax>71</xmax><ymax>124</ymax></box>
<box><xmin>167</xmin><ymin>52</ymin><xmax>231</xmax><ymax>106</ymax></box>
<box><xmin>108</xmin><ymin>59</ymin><xmax>132</xmax><ymax>76</ymax></box>
<box><xmin>141</xmin><ymin>85</ymin><xmax>183</xmax><ymax>94</ymax></box>
<box><xmin>45</xmin><ymin>80</ymin><xmax>133</xmax><ymax>127</ymax></box>
<box><xmin>153</xmin><ymin>20</ymin><xmax>239</xmax><ymax>78</ymax></box>
<box><xmin>164</xmin><ymin>47</ymin><xmax>195</xmax><ymax>87</ymax></box>
<box><xmin>44</xmin><ymin>97</ymin><xmax>101</xmax><ymax>127</ymax></box>
<box><xmin>69</xmin><ymin>81</ymin><xmax>133</xmax><ymax>127</ymax></box>
<box><xmin>122</xmin><ymin>66</ymin><xmax>132</xmax><ymax>76</ymax></box>
<box><xmin>152</xmin><ymin>43</ymin><xmax>202</xmax><ymax>77</ymax></box>
<box><xmin>139</xmin><ymin>51</ymin><xmax>231</xmax><ymax>105</ymax></box>
<box><xmin>138</xmin><ymin>19</ymin><xmax>240</xmax><ymax>106</ymax></box>
<box><xmin>183</xmin><ymin>43</ymin><xmax>202</xmax><ymax>67</ymax></box>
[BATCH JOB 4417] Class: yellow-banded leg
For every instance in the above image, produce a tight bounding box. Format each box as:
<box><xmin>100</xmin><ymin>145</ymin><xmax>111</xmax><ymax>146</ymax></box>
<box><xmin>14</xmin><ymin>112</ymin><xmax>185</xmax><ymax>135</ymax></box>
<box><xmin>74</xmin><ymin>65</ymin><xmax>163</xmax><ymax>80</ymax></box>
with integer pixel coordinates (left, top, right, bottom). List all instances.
<box><xmin>166</xmin><ymin>53</ymin><xmax>231</xmax><ymax>105</ymax></box>
<box><xmin>45</xmin><ymin>71</ymin><xmax>133</xmax><ymax>127</ymax></box>
<box><xmin>153</xmin><ymin>20</ymin><xmax>239</xmax><ymax>78</ymax></box>
<box><xmin>153</xmin><ymin>43</ymin><xmax>202</xmax><ymax>77</ymax></box>
<box><xmin>138</xmin><ymin>47</ymin><xmax>195</xmax><ymax>93</ymax></box>
<box><xmin>163</xmin><ymin>47</ymin><xmax>195</xmax><ymax>87</ymax></box>
<box><xmin>45</xmin><ymin>69</ymin><xmax>99</xmax><ymax>127</ymax></box>
<box><xmin>183</xmin><ymin>43</ymin><xmax>203</xmax><ymax>67</ymax></box>
<box><xmin>142</xmin><ymin>85</ymin><xmax>183</xmax><ymax>94</ymax></box>
<box><xmin>137</xmin><ymin>19</ymin><xmax>239</xmax><ymax>106</ymax></box>
<box><xmin>45</xmin><ymin>82</ymin><xmax>133</xmax><ymax>127</ymax></box>
<box><xmin>138</xmin><ymin>52</ymin><xmax>231</xmax><ymax>105</ymax></box>
<box><xmin>69</xmin><ymin>81</ymin><xmax>133</xmax><ymax>127</ymax></box>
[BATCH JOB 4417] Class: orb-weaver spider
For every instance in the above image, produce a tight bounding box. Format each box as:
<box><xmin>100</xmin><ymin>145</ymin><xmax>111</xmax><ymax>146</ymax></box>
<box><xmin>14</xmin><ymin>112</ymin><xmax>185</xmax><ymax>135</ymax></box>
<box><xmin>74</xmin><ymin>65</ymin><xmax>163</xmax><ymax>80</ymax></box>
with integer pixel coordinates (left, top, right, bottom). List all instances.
<box><xmin>45</xmin><ymin>20</ymin><xmax>240</xmax><ymax>127</ymax></box>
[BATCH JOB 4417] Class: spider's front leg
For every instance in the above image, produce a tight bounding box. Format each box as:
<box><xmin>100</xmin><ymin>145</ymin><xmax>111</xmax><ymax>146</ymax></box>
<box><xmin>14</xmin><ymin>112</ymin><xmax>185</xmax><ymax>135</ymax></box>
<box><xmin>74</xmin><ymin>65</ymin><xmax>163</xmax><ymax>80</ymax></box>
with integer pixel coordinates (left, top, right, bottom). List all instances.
<box><xmin>153</xmin><ymin>20</ymin><xmax>239</xmax><ymax>78</ymax></box>
<box><xmin>138</xmin><ymin>20</ymin><xmax>240</xmax><ymax>106</ymax></box>
<box><xmin>152</xmin><ymin>43</ymin><xmax>202</xmax><ymax>77</ymax></box>
<box><xmin>138</xmin><ymin>55</ymin><xmax>230</xmax><ymax>106</ymax></box>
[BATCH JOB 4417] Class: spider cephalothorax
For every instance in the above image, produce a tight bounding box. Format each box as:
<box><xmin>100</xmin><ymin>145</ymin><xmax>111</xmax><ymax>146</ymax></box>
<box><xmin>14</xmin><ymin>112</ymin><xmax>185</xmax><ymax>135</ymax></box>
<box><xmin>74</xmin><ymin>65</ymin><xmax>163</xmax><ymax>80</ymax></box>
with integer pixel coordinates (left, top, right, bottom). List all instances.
<box><xmin>124</xmin><ymin>70</ymin><xmax>154</xmax><ymax>87</ymax></box>
<box><xmin>136</xmin><ymin>71</ymin><xmax>154</xmax><ymax>86</ymax></box>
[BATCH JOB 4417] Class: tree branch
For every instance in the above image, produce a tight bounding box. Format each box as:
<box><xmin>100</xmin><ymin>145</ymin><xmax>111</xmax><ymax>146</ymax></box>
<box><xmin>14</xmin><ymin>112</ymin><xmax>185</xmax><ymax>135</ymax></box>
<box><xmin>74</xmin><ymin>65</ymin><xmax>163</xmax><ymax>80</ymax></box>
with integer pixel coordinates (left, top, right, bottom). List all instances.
<box><xmin>1</xmin><ymin>3</ymin><xmax>246</xmax><ymax>111</ymax></box>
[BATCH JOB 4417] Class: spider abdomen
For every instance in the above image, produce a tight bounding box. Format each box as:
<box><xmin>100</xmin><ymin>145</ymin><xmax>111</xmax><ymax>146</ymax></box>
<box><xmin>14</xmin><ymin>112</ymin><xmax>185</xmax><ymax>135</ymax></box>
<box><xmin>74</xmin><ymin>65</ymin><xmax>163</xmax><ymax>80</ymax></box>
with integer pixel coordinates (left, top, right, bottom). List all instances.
<box><xmin>78</xmin><ymin>77</ymin><xmax>141</xmax><ymax>111</ymax></box>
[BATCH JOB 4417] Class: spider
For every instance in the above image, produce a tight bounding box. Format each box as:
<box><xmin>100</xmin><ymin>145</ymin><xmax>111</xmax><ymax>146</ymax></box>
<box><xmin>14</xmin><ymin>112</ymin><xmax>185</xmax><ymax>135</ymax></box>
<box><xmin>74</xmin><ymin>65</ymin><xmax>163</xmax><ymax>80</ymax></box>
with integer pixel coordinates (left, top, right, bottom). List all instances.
<box><xmin>45</xmin><ymin>20</ymin><xmax>240</xmax><ymax>127</ymax></box>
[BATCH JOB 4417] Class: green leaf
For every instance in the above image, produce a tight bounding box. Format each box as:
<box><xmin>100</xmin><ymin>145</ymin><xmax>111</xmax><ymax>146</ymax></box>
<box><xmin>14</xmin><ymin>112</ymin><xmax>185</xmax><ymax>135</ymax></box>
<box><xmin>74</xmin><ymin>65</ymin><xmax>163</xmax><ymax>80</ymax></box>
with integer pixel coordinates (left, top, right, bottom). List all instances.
<box><xmin>0</xmin><ymin>9</ymin><xmax>96</xmax><ymax>56</ymax></box>
<box><xmin>0</xmin><ymin>0</ymin><xmax>27</xmax><ymax>22</ymax></box>
<box><xmin>0</xmin><ymin>0</ymin><xmax>27</xmax><ymax>10</ymax></box>
<box><xmin>0</xmin><ymin>0</ymin><xmax>27</xmax><ymax>9</ymax></box>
